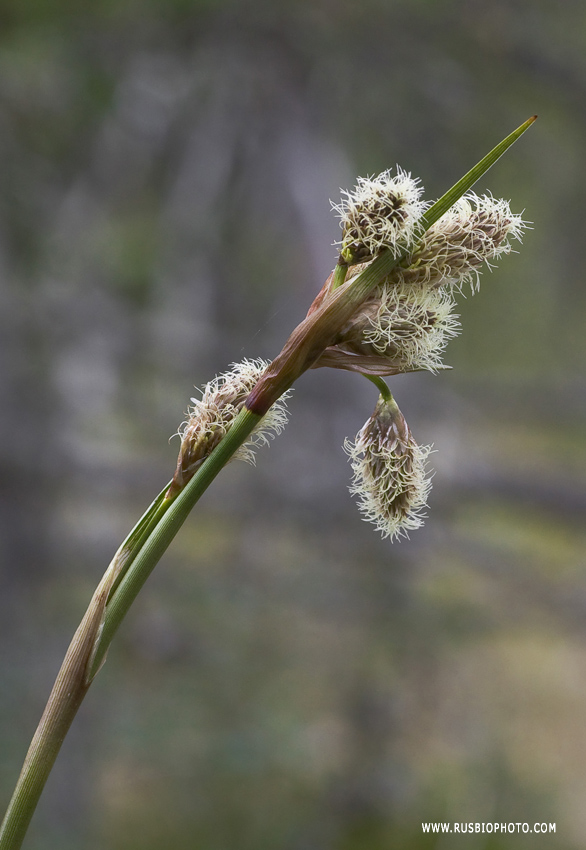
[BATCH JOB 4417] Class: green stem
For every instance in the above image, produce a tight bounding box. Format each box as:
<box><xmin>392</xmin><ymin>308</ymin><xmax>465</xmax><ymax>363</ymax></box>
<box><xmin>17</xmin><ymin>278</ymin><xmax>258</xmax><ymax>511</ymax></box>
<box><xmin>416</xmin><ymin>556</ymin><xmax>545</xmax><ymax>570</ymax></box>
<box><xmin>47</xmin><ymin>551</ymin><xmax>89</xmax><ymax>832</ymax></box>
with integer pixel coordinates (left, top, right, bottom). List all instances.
<box><xmin>0</xmin><ymin>619</ymin><xmax>94</xmax><ymax>850</ymax></box>
<box><xmin>0</xmin><ymin>408</ymin><xmax>261</xmax><ymax>850</ymax></box>
<box><xmin>363</xmin><ymin>374</ymin><xmax>392</xmax><ymax>401</ymax></box>
<box><xmin>330</xmin><ymin>259</ymin><xmax>349</xmax><ymax>290</ymax></box>
<box><xmin>89</xmin><ymin>407</ymin><xmax>261</xmax><ymax>677</ymax></box>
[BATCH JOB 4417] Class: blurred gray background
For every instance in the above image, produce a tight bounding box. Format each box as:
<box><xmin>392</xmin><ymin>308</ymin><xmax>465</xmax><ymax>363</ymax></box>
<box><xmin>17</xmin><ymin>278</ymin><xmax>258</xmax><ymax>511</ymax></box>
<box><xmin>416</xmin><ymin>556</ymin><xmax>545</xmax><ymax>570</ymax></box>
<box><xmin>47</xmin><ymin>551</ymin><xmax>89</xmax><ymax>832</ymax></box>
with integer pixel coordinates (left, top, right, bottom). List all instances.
<box><xmin>0</xmin><ymin>1</ymin><xmax>585</xmax><ymax>848</ymax></box>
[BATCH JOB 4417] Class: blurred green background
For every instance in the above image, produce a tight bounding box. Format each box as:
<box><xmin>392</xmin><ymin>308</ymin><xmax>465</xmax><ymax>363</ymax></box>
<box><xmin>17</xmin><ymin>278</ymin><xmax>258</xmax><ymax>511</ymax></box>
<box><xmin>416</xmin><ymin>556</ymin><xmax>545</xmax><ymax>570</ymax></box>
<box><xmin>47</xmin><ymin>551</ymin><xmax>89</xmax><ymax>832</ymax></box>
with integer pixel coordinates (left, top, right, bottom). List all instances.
<box><xmin>0</xmin><ymin>1</ymin><xmax>585</xmax><ymax>848</ymax></box>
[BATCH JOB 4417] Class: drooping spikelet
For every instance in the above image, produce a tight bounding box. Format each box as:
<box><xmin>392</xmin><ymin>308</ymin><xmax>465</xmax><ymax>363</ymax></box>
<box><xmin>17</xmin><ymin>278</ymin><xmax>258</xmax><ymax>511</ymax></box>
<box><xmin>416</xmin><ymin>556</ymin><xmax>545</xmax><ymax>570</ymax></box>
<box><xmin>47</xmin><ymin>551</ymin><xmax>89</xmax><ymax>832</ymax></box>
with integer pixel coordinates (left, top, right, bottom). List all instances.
<box><xmin>345</xmin><ymin>394</ymin><xmax>433</xmax><ymax>540</ymax></box>
<box><xmin>397</xmin><ymin>193</ymin><xmax>528</xmax><ymax>292</ymax></box>
<box><xmin>169</xmin><ymin>359</ymin><xmax>291</xmax><ymax>496</ymax></box>
<box><xmin>333</xmin><ymin>168</ymin><xmax>427</xmax><ymax>263</ymax></box>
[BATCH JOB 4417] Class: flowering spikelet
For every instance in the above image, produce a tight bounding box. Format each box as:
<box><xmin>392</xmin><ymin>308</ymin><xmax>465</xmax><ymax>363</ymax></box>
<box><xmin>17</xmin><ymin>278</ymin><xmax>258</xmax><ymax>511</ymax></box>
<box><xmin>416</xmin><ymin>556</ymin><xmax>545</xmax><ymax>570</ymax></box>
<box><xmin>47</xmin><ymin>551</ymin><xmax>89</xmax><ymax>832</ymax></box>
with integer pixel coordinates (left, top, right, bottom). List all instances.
<box><xmin>169</xmin><ymin>359</ymin><xmax>291</xmax><ymax>496</ymax></box>
<box><xmin>333</xmin><ymin>168</ymin><xmax>427</xmax><ymax>263</ymax></box>
<box><xmin>345</xmin><ymin>394</ymin><xmax>433</xmax><ymax>540</ymax></box>
<box><xmin>397</xmin><ymin>193</ymin><xmax>528</xmax><ymax>292</ymax></box>
<box><xmin>336</xmin><ymin>282</ymin><xmax>460</xmax><ymax>373</ymax></box>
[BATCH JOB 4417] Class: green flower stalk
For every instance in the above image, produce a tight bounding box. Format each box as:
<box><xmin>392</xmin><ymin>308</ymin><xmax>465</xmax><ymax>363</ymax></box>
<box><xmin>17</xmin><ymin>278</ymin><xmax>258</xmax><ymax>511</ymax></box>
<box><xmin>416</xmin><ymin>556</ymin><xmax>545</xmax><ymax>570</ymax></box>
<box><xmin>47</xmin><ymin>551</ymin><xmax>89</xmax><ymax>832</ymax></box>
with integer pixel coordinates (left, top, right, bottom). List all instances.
<box><xmin>0</xmin><ymin>116</ymin><xmax>536</xmax><ymax>850</ymax></box>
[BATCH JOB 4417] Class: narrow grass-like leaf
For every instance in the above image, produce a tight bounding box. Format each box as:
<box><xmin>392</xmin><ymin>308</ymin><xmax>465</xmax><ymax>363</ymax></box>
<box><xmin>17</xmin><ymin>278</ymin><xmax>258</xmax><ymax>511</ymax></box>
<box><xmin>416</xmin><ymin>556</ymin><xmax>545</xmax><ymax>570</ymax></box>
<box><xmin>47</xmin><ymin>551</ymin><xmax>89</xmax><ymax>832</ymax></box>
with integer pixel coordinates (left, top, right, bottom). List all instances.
<box><xmin>420</xmin><ymin>115</ymin><xmax>537</xmax><ymax>231</ymax></box>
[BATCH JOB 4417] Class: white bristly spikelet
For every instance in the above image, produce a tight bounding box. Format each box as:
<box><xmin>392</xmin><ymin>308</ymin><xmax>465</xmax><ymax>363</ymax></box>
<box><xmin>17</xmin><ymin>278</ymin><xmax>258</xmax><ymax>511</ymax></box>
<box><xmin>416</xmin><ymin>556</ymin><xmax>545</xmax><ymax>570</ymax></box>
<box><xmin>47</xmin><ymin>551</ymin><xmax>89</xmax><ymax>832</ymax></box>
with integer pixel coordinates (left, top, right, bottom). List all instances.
<box><xmin>362</xmin><ymin>282</ymin><xmax>460</xmax><ymax>372</ymax></box>
<box><xmin>332</xmin><ymin>168</ymin><xmax>427</xmax><ymax>263</ymax></box>
<box><xmin>170</xmin><ymin>359</ymin><xmax>291</xmax><ymax>494</ymax></box>
<box><xmin>397</xmin><ymin>193</ymin><xmax>528</xmax><ymax>292</ymax></box>
<box><xmin>344</xmin><ymin>394</ymin><xmax>433</xmax><ymax>541</ymax></box>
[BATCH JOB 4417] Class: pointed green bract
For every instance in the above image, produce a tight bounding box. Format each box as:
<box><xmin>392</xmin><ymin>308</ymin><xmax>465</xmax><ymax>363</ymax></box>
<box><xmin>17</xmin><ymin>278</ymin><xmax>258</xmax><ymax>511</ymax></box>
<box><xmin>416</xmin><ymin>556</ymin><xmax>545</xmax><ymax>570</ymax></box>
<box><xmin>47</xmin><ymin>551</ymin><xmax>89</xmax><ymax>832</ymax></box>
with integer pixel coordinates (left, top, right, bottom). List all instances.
<box><xmin>420</xmin><ymin>115</ymin><xmax>537</xmax><ymax>232</ymax></box>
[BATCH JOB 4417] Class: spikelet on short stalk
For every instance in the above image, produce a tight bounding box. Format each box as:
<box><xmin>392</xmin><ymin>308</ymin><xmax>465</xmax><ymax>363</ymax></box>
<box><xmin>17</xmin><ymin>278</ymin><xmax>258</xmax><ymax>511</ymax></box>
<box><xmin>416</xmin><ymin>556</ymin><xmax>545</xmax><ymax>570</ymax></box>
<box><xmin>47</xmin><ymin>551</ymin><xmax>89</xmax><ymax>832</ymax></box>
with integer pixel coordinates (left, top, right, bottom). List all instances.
<box><xmin>397</xmin><ymin>193</ymin><xmax>528</xmax><ymax>292</ymax></box>
<box><xmin>334</xmin><ymin>281</ymin><xmax>460</xmax><ymax>373</ymax></box>
<box><xmin>345</xmin><ymin>394</ymin><xmax>433</xmax><ymax>540</ymax></box>
<box><xmin>333</xmin><ymin>168</ymin><xmax>427</xmax><ymax>263</ymax></box>
<box><xmin>168</xmin><ymin>359</ymin><xmax>290</xmax><ymax>497</ymax></box>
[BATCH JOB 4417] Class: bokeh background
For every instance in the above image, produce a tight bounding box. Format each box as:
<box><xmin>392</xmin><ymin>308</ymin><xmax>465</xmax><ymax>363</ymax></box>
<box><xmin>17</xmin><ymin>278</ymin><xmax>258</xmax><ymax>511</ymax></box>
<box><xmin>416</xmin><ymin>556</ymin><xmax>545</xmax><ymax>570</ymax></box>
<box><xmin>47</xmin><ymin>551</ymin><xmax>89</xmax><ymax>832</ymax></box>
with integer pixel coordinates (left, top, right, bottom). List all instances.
<box><xmin>1</xmin><ymin>1</ymin><xmax>585</xmax><ymax>848</ymax></box>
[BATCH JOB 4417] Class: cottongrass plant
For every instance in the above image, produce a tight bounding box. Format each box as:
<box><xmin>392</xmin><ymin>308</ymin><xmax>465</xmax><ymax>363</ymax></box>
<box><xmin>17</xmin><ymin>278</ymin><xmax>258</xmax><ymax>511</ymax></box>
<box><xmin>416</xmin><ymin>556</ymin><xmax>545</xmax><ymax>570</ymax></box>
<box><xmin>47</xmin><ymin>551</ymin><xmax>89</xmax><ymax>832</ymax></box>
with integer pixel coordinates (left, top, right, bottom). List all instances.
<box><xmin>0</xmin><ymin>117</ymin><xmax>535</xmax><ymax>850</ymax></box>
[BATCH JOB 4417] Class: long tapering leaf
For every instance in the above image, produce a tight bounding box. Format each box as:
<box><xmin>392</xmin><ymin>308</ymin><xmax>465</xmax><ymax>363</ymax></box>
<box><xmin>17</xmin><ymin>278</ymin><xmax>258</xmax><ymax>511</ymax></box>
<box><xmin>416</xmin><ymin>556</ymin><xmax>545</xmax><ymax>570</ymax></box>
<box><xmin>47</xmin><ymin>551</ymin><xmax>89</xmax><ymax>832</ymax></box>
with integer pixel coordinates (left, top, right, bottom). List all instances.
<box><xmin>421</xmin><ymin>115</ymin><xmax>537</xmax><ymax>231</ymax></box>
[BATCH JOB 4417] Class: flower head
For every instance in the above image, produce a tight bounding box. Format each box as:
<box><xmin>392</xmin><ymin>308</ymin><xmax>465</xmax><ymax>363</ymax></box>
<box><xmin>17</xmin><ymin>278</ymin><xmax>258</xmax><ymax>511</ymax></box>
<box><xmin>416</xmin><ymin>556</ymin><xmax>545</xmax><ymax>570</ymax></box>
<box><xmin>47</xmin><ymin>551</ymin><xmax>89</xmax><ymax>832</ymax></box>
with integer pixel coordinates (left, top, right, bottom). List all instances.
<box><xmin>169</xmin><ymin>359</ymin><xmax>290</xmax><ymax>496</ymax></box>
<box><xmin>312</xmin><ymin>188</ymin><xmax>526</xmax><ymax>379</ymax></box>
<box><xmin>333</xmin><ymin>281</ymin><xmax>459</xmax><ymax>373</ymax></box>
<box><xmin>345</xmin><ymin>394</ymin><xmax>433</xmax><ymax>540</ymax></box>
<box><xmin>333</xmin><ymin>168</ymin><xmax>427</xmax><ymax>263</ymax></box>
<box><xmin>397</xmin><ymin>193</ymin><xmax>528</xmax><ymax>292</ymax></box>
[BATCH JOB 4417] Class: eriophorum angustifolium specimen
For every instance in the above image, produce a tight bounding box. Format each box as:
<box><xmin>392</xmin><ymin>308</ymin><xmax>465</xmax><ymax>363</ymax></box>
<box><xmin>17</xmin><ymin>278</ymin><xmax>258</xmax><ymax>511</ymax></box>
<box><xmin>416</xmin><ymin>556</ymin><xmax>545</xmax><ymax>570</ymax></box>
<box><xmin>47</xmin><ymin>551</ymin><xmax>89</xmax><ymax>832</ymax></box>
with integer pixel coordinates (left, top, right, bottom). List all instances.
<box><xmin>0</xmin><ymin>120</ymin><xmax>534</xmax><ymax>850</ymax></box>
<box><xmin>183</xmin><ymin>169</ymin><xmax>526</xmax><ymax>541</ymax></box>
